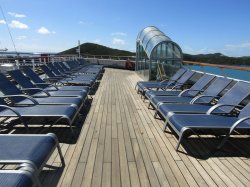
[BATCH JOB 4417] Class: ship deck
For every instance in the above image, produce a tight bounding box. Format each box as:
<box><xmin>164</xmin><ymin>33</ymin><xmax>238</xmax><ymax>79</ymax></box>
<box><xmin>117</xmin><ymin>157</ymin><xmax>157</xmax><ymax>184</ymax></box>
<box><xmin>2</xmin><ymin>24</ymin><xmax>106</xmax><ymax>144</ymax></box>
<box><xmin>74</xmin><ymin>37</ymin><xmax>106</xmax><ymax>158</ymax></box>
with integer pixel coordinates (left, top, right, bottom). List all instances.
<box><xmin>38</xmin><ymin>68</ymin><xmax>250</xmax><ymax>186</ymax></box>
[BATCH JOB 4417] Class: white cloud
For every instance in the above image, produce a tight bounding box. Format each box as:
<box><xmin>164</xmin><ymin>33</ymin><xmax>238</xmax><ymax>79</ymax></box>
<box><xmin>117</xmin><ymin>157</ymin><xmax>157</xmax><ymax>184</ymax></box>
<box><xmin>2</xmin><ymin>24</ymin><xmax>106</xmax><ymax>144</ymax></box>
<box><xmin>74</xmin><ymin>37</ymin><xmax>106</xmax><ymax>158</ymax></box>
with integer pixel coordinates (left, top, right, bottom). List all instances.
<box><xmin>112</xmin><ymin>38</ymin><xmax>126</xmax><ymax>45</ymax></box>
<box><xmin>8</xmin><ymin>12</ymin><xmax>26</xmax><ymax>18</ymax></box>
<box><xmin>9</xmin><ymin>20</ymin><xmax>29</xmax><ymax>29</ymax></box>
<box><xmin>16</xmin><ymin>35</ymin><xmax>27</xmax><ymax>40</ymax></box>
<box><xmin>0</xmin><ymin>20</ymin><xmax>6</xmax><ymax>24</ymax></box>
<box><xmin>182</xmin><ymin>45</ymin><xmax>215</xmax><ymax>54</ymax></box>
<box><xmin>78</xmin><ymin>20</ymin><xmax>93</xmax><ymax>26</ymax></box>
<box><xmin>37</xmin><ymin>27</ymin><xmax>56</xmax><ymax>35</ymax></box>
<box><xmin>183</xmin><ymin>42</ymin><xmax>250</xmax><ymax>57</ymax></box>
<box><xmin>221</xmin><ymin>42</ymin><xmax>250</xmax><ymax>57</ymax></box>
<box><xmin>111</xmin><ymin>32</ymin><xmax>127</xmax><ymax>36</ymax></box>
<box><xmin>223</xmin><ymin>42</ymin><xmax>250</xmax><ymax>50</ymax></box>
<box><xmin>93</xmin><ymin>39</ymin><xmax>101</xmax><ymax>44</ymax></box>
<box><xmin>79</xmin><ymin>21</ymin><xmax>87</xmax><ymax>25</ymax></box>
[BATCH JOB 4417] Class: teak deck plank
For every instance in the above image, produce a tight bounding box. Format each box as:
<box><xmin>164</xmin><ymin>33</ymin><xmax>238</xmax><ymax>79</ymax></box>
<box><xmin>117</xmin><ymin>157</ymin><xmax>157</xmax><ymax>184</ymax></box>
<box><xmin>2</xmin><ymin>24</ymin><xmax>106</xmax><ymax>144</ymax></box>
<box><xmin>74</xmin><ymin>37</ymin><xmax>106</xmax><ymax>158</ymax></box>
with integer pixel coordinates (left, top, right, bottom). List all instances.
<box><xmin>31</xmin><ymin>68</ymin><xmax>250</xmax><ymax>187</ymax></box>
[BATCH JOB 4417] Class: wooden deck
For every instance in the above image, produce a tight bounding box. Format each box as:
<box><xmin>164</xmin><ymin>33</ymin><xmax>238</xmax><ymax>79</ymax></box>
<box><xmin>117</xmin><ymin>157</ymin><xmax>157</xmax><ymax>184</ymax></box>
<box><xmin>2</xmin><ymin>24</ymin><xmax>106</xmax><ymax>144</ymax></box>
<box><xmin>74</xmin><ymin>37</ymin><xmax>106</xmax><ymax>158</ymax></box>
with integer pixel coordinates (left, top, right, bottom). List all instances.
<box><xmin>39</xmin><ymin>68</ymin><xmax>250</xmax><ymax>187</ymax></box>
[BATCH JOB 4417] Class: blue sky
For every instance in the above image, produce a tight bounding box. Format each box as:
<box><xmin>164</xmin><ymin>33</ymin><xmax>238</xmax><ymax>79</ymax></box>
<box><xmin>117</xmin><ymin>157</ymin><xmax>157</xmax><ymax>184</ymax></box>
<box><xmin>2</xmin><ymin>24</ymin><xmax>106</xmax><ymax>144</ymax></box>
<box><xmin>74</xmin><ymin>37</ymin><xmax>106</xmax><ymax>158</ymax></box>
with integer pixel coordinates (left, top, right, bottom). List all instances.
<box><xmin>0</xmin><ymin>0</ymin><xmax>250</xmax><ymax>56</ymax></box>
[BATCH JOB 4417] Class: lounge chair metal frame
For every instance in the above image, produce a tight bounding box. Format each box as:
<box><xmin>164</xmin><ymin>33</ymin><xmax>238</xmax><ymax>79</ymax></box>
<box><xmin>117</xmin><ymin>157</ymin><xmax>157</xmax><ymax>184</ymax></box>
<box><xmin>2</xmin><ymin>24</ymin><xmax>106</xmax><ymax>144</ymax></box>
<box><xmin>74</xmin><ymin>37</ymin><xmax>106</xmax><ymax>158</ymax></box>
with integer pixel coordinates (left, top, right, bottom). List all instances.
<box><xmin>0</xmin><ymin>101</ymin><xmax>79</xmax><ymax>135</ymax></box>
<box><xmin>0</xmin><ymin>133</ymin><xmax>65</xmax><ymax>186</ymax></box>
<box><xmin>166</xmin><ymin>104</ymin><xmax>250</xmax><ymax>151</ymax></box>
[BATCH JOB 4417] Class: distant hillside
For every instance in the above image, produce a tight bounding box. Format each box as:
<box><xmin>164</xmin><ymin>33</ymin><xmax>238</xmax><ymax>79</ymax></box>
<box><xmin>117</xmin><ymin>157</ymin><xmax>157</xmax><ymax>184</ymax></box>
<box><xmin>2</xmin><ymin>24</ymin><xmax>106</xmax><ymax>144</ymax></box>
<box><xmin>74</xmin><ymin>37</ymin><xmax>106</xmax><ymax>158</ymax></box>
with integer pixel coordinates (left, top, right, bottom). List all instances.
<box><xmin>60</xmin><ymin>43</ymin><xmax>135</xmax><ymax>56</ymax></box>
<box><xmin>183</xmin><ymin>53</ymin><xmax>250</xmax><ymax>66</ymax></box>
<box><xmin>60</xmin><ymin>43</ymin><xmax>250</xmax><ymax>66</ymax></box>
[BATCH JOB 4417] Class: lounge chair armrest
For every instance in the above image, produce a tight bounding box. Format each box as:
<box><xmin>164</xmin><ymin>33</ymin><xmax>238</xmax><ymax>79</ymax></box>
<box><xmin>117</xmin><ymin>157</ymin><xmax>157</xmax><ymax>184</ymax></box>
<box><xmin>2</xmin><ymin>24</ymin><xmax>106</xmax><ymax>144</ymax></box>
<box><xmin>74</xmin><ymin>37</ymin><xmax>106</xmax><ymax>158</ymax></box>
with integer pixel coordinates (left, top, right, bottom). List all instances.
<box><xmin>170</xmin><ymin>83</ymin><xmax>184</xmax><ymax>90</ymax></box>
<box><xmin>68</xmin><ymin>74</ymin><xmax>77</xmax><ymax>78</ymax></box>
<box><xmin>190</xmin><ymin>95</ymin><xmax>219</xmax><ymax>104</ymax></box>
<box><xmin>217</xmin><ymin>116</ymin><xmax>250</xmax><ymax>149</ymax></box>
<box><xmin>0</xmin><ymin>95</ymin><xmax>39</xmax><ymax>105</ymax></box>
<box><xmin>229</xmin><ymin>117</ymin><xmax>250</xmax><ymax>134</ymax></box>
<box><xmin>0</xmin><ymin>105</ymin><xmax>21</xmax><ymax>118</ymax></box>
<box><xmin>35</xmin><ymin>83</ymin><xmax>59</xmax><ymax>90</ymax></box>
<box><xmin>206</xmin><ymin>104</ymin><xmax>245</xmax><ymax>115</ymax></box>
<box><xmin>178</xmin><ymin>89</ymin><xmax>203</xmax><ymax>96</ymax></box>
<box><xmin>160</xmin><ymin>78</ymin><xmax>170</xmax><ymax>84</ymax></box>
<box><xmin>43</xmin><ymin>77</ymin><xmax>61</xmax><ymax>81</ymax></box>
<box><xmin>21</xmin><ymin>88</ymin><xmax>51</xmax><ymax>96</ymax></box>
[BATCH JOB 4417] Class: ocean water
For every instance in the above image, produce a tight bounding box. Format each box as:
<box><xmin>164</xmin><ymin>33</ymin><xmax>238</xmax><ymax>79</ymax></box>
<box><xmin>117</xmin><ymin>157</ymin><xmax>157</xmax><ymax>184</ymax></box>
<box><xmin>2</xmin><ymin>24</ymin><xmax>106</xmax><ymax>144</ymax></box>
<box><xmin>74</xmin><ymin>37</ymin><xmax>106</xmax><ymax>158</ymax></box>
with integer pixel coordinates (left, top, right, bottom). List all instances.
<box><xmin>185</xmin><ymin>65</ymin><xmax>250</xmax><ymax>82</ymax></box>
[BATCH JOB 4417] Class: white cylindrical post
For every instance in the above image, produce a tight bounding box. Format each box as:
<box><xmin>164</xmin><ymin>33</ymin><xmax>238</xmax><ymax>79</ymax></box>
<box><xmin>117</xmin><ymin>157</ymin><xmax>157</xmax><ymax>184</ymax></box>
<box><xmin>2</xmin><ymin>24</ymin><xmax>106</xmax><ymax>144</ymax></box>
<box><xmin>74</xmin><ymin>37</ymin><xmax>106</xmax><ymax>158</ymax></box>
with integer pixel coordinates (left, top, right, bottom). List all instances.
<box><xmin>15</xmin><ymin>59</ymin><xmax>19</xmax><ymax>69</ymax></box>
<box><xmin>78</xmin><ymin>40</ymin><xmax>81</xmax><ymax>58</ymax></box>
<box><xmin>32</xmin><ymin>59</ymin><xmax>35</xmax><ymax>70</ymax></box>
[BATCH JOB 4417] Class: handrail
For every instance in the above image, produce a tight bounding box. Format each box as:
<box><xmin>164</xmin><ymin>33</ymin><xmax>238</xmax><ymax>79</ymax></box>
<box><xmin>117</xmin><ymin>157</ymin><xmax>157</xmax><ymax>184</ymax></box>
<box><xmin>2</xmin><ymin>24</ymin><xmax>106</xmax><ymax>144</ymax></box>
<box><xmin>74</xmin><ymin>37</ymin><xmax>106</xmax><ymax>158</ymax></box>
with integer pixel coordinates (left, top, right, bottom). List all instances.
<box><xmin>183</xmin><ymin>61</ymin><xmax>250</xmax><ymax>72</ymax></box>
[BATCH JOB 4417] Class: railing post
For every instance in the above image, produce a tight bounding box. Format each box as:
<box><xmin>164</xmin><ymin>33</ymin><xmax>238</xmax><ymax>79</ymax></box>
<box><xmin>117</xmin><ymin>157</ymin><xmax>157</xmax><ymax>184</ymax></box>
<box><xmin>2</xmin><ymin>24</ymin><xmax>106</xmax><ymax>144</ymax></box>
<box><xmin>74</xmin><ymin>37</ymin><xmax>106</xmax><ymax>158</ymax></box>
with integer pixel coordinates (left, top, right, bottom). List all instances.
<box><xmin>32</xmin><ymin>59</ymin><xmax>35</xmax><ymax>70</ymax></box>
<box><xmin>15</xmin><ymin>59</ymin><xmax>19</xmax><ymax>69</ymax></box>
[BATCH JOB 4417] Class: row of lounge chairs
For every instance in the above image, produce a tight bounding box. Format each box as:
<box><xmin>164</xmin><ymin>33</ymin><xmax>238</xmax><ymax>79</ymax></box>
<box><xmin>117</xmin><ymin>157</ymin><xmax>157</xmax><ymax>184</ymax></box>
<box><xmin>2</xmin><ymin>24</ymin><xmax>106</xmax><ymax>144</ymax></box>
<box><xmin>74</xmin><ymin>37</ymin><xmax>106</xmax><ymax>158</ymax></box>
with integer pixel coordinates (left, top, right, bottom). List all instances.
<box><xmin>136</xmin><ymin>68</ymin><xmax>250</xmax><ymax>151</ymax></box>
<box><xmin>0</xmin><ymin>60</ymin><xmax>104</xmax><ymax>186</ymax></box>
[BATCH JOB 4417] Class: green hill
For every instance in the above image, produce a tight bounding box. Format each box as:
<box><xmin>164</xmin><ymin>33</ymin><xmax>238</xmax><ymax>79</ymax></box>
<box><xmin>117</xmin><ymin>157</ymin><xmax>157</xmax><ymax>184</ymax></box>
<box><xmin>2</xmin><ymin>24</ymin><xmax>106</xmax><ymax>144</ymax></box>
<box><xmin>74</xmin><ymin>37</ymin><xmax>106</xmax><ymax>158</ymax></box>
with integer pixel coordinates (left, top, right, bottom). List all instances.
<box><xmin>59</xmin><ymin>43</ymin><xmax>250</xmax><ymax>66</ymax></box>
<box><xmin>183</xmin><ymin>53</ymin><xmax>250</xmax><ymax>66</ymax></box>
<box><xmin>59</xmin><ymin>42</ymin><xmax>135</xmax><ymax>56</ymax></box>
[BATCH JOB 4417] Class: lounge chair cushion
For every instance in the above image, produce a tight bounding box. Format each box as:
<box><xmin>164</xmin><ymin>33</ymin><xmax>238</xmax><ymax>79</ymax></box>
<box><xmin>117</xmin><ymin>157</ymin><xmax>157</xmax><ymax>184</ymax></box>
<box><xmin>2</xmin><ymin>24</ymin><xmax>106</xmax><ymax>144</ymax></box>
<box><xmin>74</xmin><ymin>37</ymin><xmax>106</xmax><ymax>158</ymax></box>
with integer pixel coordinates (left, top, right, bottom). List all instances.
<box><xmin>145</xmin><ymin>90</ymin><xmax>182</xmax><ymax>99</ymax></box>
<box><xmin>0</xmin><ymin>172</ymin><xmax>33</xmax><ymax>187</ymax></box>
<box><xmin>158</xmin><ymin>103</ymin><xmax>215</xmax><ymax>117</ymax></box>
<box><xmin>33</xmin><ymin>89</ymin><xmax>87</xmax><ymax>98</ymax></box>
<box><xmin>151</xmin><ymin>96</ymin><xmax>194</xmax><ymax>107</ymax></box>
<box><xmin>0</xmin><ymin>134</ymin><xmax>56</xmax><ymax>168</ymax></box>
<box><xmin>168</xmin><ymin>114</ymin><xmax>250</xmax><ymax>133</ymax></box>
<box><xmin>16</xmin><ymin>97</ymin><xmax>83</xmax><ymax>108</ymax></box>
<box><xmin>22</xmin><ymin>68</ymin><xmax>90</xmax><ymax>92</ymax></box>
<box><xmin>0</xmin><ymin>105</ymin><xmax>77</xmax><ymax>120</ymax></box>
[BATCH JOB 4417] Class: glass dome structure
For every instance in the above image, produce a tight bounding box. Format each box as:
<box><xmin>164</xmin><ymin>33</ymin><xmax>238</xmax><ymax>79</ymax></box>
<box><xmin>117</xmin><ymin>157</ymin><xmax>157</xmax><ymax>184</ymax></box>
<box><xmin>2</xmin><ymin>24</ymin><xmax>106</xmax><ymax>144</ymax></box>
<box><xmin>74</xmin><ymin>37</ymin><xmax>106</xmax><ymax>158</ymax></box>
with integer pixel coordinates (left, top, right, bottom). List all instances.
<box><xmin>136</xmin><ymin>26</ymin><xmax>183</xmax><ymax>80</ymax></box>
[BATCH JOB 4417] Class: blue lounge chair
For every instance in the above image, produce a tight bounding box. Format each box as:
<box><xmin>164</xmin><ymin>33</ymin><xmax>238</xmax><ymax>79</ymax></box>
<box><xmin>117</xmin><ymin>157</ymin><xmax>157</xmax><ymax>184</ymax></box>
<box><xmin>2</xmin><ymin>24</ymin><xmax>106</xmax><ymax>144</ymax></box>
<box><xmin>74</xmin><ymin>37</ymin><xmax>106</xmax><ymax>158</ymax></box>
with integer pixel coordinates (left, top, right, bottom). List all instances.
<box><xmin>56</xmin><ymin>62</ymin><xmax>79</xmax><ymax>74</ymax></box>
<box><xmin>47</xmin><ymin>63</ymin><xmax>98</xmax><ymax>80</ymax></box>
<box><xmin>59</xmin><ymin>61</ymin><xmax>102</xmax><ymax>74</ymax></box>
<box><xmin>8</xmin><ymin>70</ymin><xmax>87</xmax><ymax>99</ymax></box>
<box><xmin>167</xmin><ymin>103</ymin><xmax>250</xmax><ymax>151</ymax></box>
<box><xmin>22</xmin><ymin>68</ymin><xmax>90</xmax><ymax>92</ymax></box>
<box><xmin>141</xmin><ymin>70</ymin><xmax>197</xmax><ymax>98</ymax></box>
<box><xmin>149</xmin><ymin>74</ymin><xmax>216</xmax><ymax>109</ymax></box>
<box><xmin>41</xmin><ymin>65</ymin><xmax>94</xmax><ymax>87</ymax></box>
<box><xmin>0</xmin><ymin>133</ymin><xmax>65</xmax><ymax>185</ymax></box>
<box><xmin>0</xmin><ymin>73</ymin><xmax>84</xmax><ymax>108</ymax></box>
<box><xmin>65</xmin><ymin>61</ymin><xmax>101</xmax><ymax>74</ymax></box>
<box><xmin>135</xmin><ymin>68</ymin><xmax>187</xmax><ymax>95</ymax></box>
<box><xmin>136</xmin><ymin>68</ymin><xmax>186</xmax><ymax>90</ymax></box>
<box><xmin>159</xmin><ymin>81</ymin><xmax>250</xmax><ymax>131</ymax></box>
<box><xmin>53</xmin><ymin>62</ymin><xmax>82</xmax><ymax>76</ymax></box>
<box><xmin>145</xmin><ymin>75</ymin><xmax>227</xmax><ymax>100</ymax></box>
<box><xmin>0</xmin><ymin>98</ymin><xmax>78</xmax><ymax>134</ymax></box>
<box><xmin>159</xmin><ymin>82</ymin><xmax>250</xmax><ymax>134</ymax></box>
